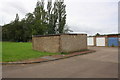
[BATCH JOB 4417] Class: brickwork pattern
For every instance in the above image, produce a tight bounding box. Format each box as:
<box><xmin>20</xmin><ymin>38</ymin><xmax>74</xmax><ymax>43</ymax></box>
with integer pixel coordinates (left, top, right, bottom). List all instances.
<box><xmin>32</xmin><ymin>34</ymin><xmax>87</xmax><ymax>53</ymax></box>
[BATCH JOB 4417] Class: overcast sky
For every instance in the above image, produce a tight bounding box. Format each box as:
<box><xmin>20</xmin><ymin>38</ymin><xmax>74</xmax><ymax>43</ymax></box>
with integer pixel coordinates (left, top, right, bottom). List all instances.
<box><xmin>0</xmin><ymin>0</ymin><xmax>119</xmax><ymax>35</ymax></box>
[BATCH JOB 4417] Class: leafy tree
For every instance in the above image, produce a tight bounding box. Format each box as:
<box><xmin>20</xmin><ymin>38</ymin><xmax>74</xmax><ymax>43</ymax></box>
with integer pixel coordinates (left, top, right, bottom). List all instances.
<box><xmin>63</xmin><ymin>25</ymin><xmax>73</xmax><ymax>33</ymax></box>
<box><xmin>95</xmin><ymin>33</ymin><xmax>100</xmax><ymax>36</ymax></box>
<box><xmin>25</xmin><ymin>13</ymin><xmax>35</xmax><ymax>39</ymax></box>
<box><xmin>47</xmin><ymin>0</ymin><xmax>53</xmax><ymax>34</ymax></box>
<box><xmin>33</xmin><ymin>0</ymin><xmax>48</xmax><ymax>35</ymax></box>
<box><xmin>0</xmin><ymin>26</ymin><xmax>2</xmax><ymax>41</ymax></box>
<box><xmin>2</xmin><ymin>14</ymin><xmax>27</xmax><ymax>42</ymax></box>
<box><xmin>47</xmin><ymin>0</ymin><xmax>67</xmax><ymax>34</ymax></box>
<box><xmin>2</xmin><ymin>0</ymin><xmax>70</xmax><ymax>42</ymax></box>
<box><xmin>55</xmin><ymin>0</ymin><xmax>66</xmax><ymax>34</ymax></box>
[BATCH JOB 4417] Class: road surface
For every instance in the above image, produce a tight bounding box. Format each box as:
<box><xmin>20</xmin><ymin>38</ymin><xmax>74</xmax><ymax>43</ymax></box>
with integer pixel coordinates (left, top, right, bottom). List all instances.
<box><xmin>2</xmin><ymin>47</ymin><xmax>118</xmax><ymax>78</ymax></box>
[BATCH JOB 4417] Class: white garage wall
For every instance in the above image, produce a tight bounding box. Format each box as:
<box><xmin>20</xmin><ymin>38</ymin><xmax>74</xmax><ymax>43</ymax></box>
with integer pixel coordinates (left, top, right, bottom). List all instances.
<box><xmin>96</xmin><ymin>37</ymin><xmax>105</xmax><ymax>46</ymax></box>
<box><xmin>119</xmin><ymin>38</ymin><xmax>120</xmax><ymax>41</ymax></box>
<box><xmin>87</xmin><ymin>37</ymin><xmax>94</xmax><ymax>46</ymax></box>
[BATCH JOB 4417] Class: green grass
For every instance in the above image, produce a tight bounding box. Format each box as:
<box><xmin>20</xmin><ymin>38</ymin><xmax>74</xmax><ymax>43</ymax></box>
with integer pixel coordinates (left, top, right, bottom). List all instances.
<box><xmin>0</xmin><ymin>42</ymin><xmax>2</xmax><ymax>62</ymax></box>
<box><xmin>2</xmin><ymin>42</ymin><xmax>61</xmax><ymax>62</ymax></box>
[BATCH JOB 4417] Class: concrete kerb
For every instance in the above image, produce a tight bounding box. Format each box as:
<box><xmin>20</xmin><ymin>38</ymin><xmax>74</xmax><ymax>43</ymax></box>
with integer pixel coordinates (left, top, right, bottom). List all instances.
<box><xmin>1</xmin><ymin>50</ymin><xmax>96</xmax><ymax>65</ymax></box>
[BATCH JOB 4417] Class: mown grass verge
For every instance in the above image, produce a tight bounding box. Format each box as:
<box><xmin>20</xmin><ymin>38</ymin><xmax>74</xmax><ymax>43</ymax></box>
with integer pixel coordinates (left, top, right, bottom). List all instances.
<box><xmin>2</xmin><ymin>42</ymin><xmax>61</xmax><ymax>62</ymax></box>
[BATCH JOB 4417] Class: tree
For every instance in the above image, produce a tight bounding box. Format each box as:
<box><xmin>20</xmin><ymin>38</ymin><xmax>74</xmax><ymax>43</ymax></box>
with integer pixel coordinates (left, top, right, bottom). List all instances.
<box><xmin>2</xmin><ymin>14</ymin><xmax>28</xmax><ymax>42</ymax></box>
<box><xmin>47</xmin><ymin>0</ymin><xmax>67</xmax><ymax>34</ymax></box>
<box><xmin>0</xmin><ymin>25</ymin><xmax>2</xmax><ymax>41</ymax></box>
<box><xmin>95</xmin><ymin>33</ymin><xmax>100</xmax><ymax>36</ymax></box>
<box><xmin>15</xmin><ymin>13</ymin><xmax>19</xmax><ymax>21</ymax></box>
<box><xmin>33</xmin><ymin>0</ymin><xmax>48</xmax><ymax>35</ymax></box>
<box><xmin>47</xmin><ymin>0</ymin><xmax>52</xmax><ymax>25</ymax></box>
<box><xmin>63</xmin><ymin>25</ymin><xmax>73</xmax><ymax>33</ymax></box>
<box><xmin>2</xmin><ymin>0</ymin><xmax>69</xmax><ymax>42</ymax></box>
<box><xmin>47</xmin><ymin>0</ymin><xmax>53</xmax><ymax>34</ymax></box>
<box><xmin>55</xmin><ymin>0</ymin><xmax>66</xmax><ymax>34</ymax></box>
<box><xmin>25</xmin><ymin>13</ymin><xmax>35</xmax><ymax>40</ymax></box>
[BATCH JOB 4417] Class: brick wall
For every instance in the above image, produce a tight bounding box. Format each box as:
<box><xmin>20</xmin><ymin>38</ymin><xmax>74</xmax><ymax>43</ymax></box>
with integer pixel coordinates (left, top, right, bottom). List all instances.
<box><xmin>60</xmin><ymin>34</ymin><xmax>87</xmax><ymax>53</ymax></box>
<box><xmin>32</xmin><ymin>36</ymin><xmax>60</xmax><ymax>53</ymax></box>
<box><xmin>32</xmin><ymin>34</ymin><xmax>87</xmax><ymax>53</ymax></box>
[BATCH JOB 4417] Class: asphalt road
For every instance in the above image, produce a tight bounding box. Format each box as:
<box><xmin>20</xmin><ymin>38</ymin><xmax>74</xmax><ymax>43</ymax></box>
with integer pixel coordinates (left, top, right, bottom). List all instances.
<box><xmin>2</xmin><ymin>47</ymin><xmax>118</xmax><ymax>78</ymax></box>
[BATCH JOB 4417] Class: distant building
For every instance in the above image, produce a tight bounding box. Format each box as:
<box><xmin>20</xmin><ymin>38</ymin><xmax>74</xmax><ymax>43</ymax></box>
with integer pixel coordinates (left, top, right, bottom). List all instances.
<box><xmin>87</xmin><ymin>34</ymin><xmax>120</xmax><ymax>47</ymax></box>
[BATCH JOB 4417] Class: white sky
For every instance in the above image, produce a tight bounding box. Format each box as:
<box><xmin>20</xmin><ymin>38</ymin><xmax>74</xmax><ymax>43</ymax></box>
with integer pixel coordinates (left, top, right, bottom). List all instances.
<box><xmin>0</xmin><ymin>0</ymin><xmax>119</xmax><ymax>35</ymax></box>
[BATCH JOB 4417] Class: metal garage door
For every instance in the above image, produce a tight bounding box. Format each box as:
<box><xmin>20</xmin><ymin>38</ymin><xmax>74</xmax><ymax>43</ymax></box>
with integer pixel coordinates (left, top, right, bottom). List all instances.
<box><xmin>96</xmin><ymin>37</ymin><xmax>105</xmax><ymax>46</ymax></box>
<box><xmin>118</xmin><ymin>38</ymin><xmax>120</xmax><ymax>47</ymax></box>
<box><xmin>108</xmin><ymin>37</ymin><xmax>118</xmax><ymax>46</ymax></box>
<box><xmin>87</xmin><ymin>37</ymin><xmax>94</xmax><ymax>46</ymax></box>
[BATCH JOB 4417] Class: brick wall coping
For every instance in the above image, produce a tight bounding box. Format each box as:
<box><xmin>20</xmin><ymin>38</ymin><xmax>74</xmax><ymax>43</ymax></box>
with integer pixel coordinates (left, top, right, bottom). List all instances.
<box><xmin>32</xmin><ymin>33</ymin><xmax>87</xmax><ymax>37</ymax></box>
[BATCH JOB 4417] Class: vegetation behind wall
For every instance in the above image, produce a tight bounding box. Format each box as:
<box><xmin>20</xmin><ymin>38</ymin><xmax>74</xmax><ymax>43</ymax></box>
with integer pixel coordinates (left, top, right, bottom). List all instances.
<box><xmin>2</xmin><ymin>0</ymin><xmax>72</xmax><ymax>42</ymax></box>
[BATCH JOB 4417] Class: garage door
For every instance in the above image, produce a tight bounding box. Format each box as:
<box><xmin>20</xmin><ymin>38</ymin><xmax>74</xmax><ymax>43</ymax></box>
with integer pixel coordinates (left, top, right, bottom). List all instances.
<box><xmin>96</xmin><ymin>37</ymin><xmax>105</xmax><ymax>46</ymax></box>
<box><xmin>87</xmin><ymin>37</ymin><xmax>94</xmax><ymax>46</ymax></box>
<box><xmin>108</xmin><ymin>37</ymin><xmax>118</xmax><ymax>46</ymax></box>
<box><xmin>118</xmin><ymin>38</ymin><xmax>120</xmax><ymax>47</ymax></box>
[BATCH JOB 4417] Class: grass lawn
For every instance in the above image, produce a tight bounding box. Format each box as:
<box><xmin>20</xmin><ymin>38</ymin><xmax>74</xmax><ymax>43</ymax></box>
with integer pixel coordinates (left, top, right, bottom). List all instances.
<box><xmin>0</xmin><ymin>42</ymin><xmax>2</xmax><ymax>62</ymax></box>
<box><xmin>2</xmin><ymin>42</ymin><xmax>61</xmax><ymax>62</ymax></box>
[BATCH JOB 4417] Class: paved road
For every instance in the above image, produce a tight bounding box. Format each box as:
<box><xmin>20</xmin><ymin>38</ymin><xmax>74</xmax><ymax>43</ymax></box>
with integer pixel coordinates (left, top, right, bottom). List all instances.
<box><xmin>2</xmin><ymin>47</ymin><xmax>118</xmax><ymax>78</ymax></box>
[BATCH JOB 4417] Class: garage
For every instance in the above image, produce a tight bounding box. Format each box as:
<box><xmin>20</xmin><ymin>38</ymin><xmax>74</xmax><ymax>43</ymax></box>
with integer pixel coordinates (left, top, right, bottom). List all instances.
<box><xmin>108</xmin><ymin>37</ymin><xmax>118</xmax><ymax>47</ymax></box>
<box><xmin>87</xmin><ymin>37</ymin><xmax>94</xmax><ymax>46</ymax></box>
<box><xmin>87</xmin><ymin>34</ymin><xmax>119</xmax><ymax>47</ymax></box>
<box><xmin>118</xmin><ymin>38</ymin><xmax>120</xmax><ymax>47</ymax></box>
<box><xmin>96</xmin><ymin>37</ymin><xmax>106</xmax><ymax>46</ymax></box>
